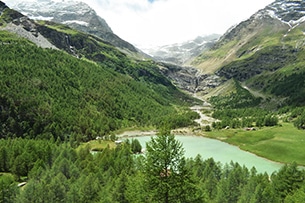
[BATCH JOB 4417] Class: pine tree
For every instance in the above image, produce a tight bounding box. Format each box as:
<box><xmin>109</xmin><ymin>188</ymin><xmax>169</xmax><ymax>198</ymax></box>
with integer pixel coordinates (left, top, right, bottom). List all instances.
<box><xmin>0</xmin><ymin>146</ymin><xmax>9</xmax><ymax>172</ymax></box>
<box><xmin>272</xmin><ymin>162</ymin><xmax>305</xmax><ymax>200</ymax></box>
<box><xmin>131</xmin><ymin>138</ymin><xmax>142</xmax><ymax>154</ymax></box>
<box><xmin>144</xmin><ymin>128</ymin><xmax>203</xmax><ymax>203</ymax></box>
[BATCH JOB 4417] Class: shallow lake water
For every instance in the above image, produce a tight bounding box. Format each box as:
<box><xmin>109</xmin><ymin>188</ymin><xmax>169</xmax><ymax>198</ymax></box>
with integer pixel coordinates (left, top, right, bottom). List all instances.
<box><xmin>125</xmin><ymin>135</ymin><xmax>283</xmax><ymax>174</ymax></box>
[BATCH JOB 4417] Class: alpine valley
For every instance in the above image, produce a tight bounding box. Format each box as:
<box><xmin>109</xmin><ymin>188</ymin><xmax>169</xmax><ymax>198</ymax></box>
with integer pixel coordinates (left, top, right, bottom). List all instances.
<box><xmin>2</xmin><ymin>0</ymin><xmax>305</xmax><ymax>202</ymax></box>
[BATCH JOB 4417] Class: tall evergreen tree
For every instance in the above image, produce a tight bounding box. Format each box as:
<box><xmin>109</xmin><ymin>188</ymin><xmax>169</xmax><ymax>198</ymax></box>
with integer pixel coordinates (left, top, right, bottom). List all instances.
<box><xmin>0</xmin><ymin>146</ymin><xmax>9</xmax><ymax>172</ymax></box>
<box><xmin>131</xmin><ymin>138</ymin><xmax>142</xmax><ymax>154</ymax></box>
<box><xmin>272</xmin><ymin>162</ymin><xmax>305</xmax><ymax>200</ymax></box>
<box><xmin>144</xmin><ymin>128</ymin><xmax>203</xmax><ymax>203</ymax></box>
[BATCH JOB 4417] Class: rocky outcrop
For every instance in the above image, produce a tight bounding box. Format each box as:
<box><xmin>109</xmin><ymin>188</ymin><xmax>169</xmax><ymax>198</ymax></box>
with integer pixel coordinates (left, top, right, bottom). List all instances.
<box><xmin>0</xmin><ymin>1</ymin><xmax>8</xmax><ymax>14</ymax></box>
<box><xmin>0</xmin><ymin>4</ymin><xmax>57</xmax><ymax>49</ymax></box>
<box><xmin>265</xmin><ymin>0</ymin><xmax>305</xmax><ymax>25</ymax></box>
<box><xmin>158</xmin><ymin>62</ymin><xmax>222</xmax><ymax>93</ymax></box>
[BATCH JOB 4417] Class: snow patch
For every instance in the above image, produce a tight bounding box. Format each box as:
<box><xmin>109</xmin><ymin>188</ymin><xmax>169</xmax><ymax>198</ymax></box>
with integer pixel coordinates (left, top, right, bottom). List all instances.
<box><xmin>63</xmin><ymin>20</ymin><xmax>89</xmax><ymax>26</ymax></box>
<box><xmin>29</xmin><ymin>15</ymin><xmax>54</xmax><ymax>21</ymax></box>
<box><xmin>267</xmin><ymin>10</ymin><xmax>278</xmax><ymax>19</ymax></box>
<box><xmin>266</xmin><ymin>9</ymin><xmax>291</xmax><ymax>27</ymax></box>
<box><xmin>289</xmin><ymin>16</ymin><xmax>305</xmax><ymax>27</ymax></box>
<box><xmin>264</xmin><ymin>0</ymin><xmax>305</xmax><ymax>30</ymax></box>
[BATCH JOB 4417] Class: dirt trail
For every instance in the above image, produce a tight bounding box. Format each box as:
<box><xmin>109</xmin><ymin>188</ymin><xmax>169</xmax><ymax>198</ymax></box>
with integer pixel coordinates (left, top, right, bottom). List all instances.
<box><xmin>117</xmin><ymin>130</ymin><xmax>157</xmax><ymax>138</ymax></box>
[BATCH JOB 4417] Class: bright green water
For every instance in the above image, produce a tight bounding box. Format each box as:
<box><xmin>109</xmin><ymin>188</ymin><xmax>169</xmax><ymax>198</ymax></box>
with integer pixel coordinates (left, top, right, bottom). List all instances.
<box><xmin>130</xmin><ymin>135</ymin><xmax>283</xmax><ymax>174</ymax></box>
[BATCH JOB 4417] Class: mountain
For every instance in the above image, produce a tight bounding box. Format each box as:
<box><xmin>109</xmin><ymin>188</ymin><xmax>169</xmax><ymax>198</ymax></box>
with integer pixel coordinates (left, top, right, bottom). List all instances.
<box><xmin>0</xmin><ymin>2</ymin><xmax>197</xmax><ymax>140</ymax></box>
<box><xmin>143</xmin><ymin>34</ymin><xmax>220</xmax><ymax>65</ymax></box>
<box><xmin>192</xmin><ymin>0</ymin><xmax>305</xmax><ymax>106</ymax></box>
<box><xmin>10</xmin><ymin>0</ymin><xmax>141</xmax><ymax>55</ymax></box>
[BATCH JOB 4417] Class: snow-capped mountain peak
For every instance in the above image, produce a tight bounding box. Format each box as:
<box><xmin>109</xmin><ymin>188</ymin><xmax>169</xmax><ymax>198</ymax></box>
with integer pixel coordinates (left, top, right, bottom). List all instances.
<box><xmin>13</xmin><ymin>0</ymin><xmax>106</xmax><ymax>30</ymax></box>
<box><xmin>9</xmin><ymin>0</ymin><xmax>141</xmax><ymax>54</ymax></box>
<box><xmin>142</xmin><ymin>34</ymin><xmax>220</xmax><ymax>65</ymax></box>
<box><xmin>259</xmin><ymin>0</ymin><xmax>305</xmax><ymax>28</ymax></box>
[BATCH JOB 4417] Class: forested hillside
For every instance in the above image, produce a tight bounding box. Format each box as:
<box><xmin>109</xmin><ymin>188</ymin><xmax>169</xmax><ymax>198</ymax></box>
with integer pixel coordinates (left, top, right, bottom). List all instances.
<box><xmin>0</xmin><ymin>30</ymin><xmax>197</xmax><ymax>141</ymax></box>
<box><xmin>2</xmin><ymin>132</ymin><xmax>305</xmax><ymax>202</ymax></box>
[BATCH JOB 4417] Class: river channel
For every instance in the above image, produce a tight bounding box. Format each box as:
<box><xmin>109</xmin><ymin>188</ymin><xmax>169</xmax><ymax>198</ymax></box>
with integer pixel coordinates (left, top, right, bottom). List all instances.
<box><xmin>123</xmin><ymin>134</ymin><xmax>283</xmax><ymax>175</ymax></box>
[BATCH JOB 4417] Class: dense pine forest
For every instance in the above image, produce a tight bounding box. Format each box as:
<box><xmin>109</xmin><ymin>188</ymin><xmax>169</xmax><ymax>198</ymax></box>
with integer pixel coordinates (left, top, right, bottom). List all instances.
<box><xmin>209</xmin><ymin>80</ymin><xmax>280</xmax><ymax>130</ymax></box>
<box><xmin>1</xmin><ymin>132</ymin><xmax>305</xmax><ymax>203</ymax></box>
<box><xmin>0</xmin><ymin>30</ymin><xmax>198</xmax><ymax>142</ymax></box>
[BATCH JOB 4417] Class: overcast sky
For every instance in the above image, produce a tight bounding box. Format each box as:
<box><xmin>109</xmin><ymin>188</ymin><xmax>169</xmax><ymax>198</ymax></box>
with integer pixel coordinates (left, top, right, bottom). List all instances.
<box><xmin>5</xmin><ymin>0</ymin><xmax>275</xmax><ymax>48</ymax></box>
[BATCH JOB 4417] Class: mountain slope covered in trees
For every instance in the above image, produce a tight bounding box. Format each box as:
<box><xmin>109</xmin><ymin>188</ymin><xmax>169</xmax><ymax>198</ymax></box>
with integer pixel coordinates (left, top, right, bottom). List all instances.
<box><xmin>0</xmin><ymin>3</ymin><xmax>197</xmax><ymax>141</ymax></box>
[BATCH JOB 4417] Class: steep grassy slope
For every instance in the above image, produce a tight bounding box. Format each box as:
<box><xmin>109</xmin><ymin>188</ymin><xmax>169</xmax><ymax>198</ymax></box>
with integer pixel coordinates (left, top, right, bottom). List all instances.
<box><xmin>193</xmin><ymin>12</ymin><xmax>305</xmax><ymax>107</ymax></box>
<box><xmin>218</xmin><ymin>25</ymin><xmax>305</xmax><ymax>106</ymax></box>
<box><xmin>192</xmin><ymin>16</ymin><xmax>289</xmax><ymax>74</ymax></box>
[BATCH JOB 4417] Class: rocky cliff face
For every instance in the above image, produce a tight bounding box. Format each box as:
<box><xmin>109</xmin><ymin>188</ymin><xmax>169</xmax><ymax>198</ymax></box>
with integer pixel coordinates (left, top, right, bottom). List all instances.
<box><xmin>143</xmin><ymin>34</ymin><xmax>222</xmax><ymax>94</ymax></box>
<box><xmin>0</xmin><ymin>2</ymin><xmax>58</xmax><ymax>49</ymax></box>
<box><xmin>263</xmin><ymin>0</ymin><xmax>305</xmax><ymax>26</ymax></box>
<box><xmin>0</xmin><ymin>1</ymin><xmax>7</xmax><ymax>14</ymax></box>
<box><xmin>11</xmin><ymin>0</ymin><xmax>139</xmax><ymax>54</ymax></box>
<box><xmin>157</xmin><ymin>62</ymin><xmax>222</xmax><ymax>94</ymax></box>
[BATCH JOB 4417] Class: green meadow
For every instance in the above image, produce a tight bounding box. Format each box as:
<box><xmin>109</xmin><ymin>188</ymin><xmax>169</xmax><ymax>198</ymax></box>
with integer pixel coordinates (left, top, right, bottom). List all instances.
<box><xmin>78</xmin><ymin>140</ymin><xmax>116</xmax><ymax>152</ymax></box>
<box><xmin>206</xmin><ymin>123</ymin><xmax>305</xmax><ymax>165</ymax></box>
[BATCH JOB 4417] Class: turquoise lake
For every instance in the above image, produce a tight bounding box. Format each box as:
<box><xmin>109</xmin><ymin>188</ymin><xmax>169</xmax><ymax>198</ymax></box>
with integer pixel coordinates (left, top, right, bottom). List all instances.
<box><xmin>125</xmin><ymin>135</ymin><xmax>283</xmax><ymax>174</ymax></box>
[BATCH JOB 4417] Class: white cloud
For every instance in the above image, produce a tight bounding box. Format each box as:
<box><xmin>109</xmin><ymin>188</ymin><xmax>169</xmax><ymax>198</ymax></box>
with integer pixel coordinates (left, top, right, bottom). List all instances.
<box><xmin>85</xmin><ymin>0</ymin><xmax>274</xmax><ymax>48</ymax></box>
<box><xmin>4</xmin><ymin>0</ymin><xmax>274</xmax><ymax>48</ymax></box>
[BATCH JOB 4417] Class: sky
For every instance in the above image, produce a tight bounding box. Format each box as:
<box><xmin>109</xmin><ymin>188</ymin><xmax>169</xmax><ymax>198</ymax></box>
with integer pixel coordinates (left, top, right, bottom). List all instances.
<box><xmin>4</xmin><ymin>0</ymin><xmax>275</xmax><ymax>48</ymax></box>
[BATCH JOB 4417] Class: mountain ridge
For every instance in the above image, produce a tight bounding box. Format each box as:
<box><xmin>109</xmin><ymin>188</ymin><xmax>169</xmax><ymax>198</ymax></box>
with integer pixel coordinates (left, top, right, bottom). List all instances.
<box><xmin>10</xmin><ymin>0</ymin><xmax>141</xmax><ymax>55</ymax></box>
<box><xmin>143</xmin><ymin>34</ymin><xmax>220</xmax><ymax>65</ymax></box>
<box><xmin>198</xmin><ymin>0</ymin><xmax>305</xmax><ymax>64</ymax></box>
<box><xmin>192</xmin><ymin>0</ymin><xmax>305</xmax><ymax>106</ymax></box>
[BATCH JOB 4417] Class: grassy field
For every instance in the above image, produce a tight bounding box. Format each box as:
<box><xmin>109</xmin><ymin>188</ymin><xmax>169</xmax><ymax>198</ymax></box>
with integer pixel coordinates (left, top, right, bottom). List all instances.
<box><xmin>78</xmin><ymin>140</ymin><xmax>117</xmax><ymax>152</ymax></box>
<box><xmin>205</xmin><ymin>123</ymin><xmax>305</xmax><ymax>165</ymax></box>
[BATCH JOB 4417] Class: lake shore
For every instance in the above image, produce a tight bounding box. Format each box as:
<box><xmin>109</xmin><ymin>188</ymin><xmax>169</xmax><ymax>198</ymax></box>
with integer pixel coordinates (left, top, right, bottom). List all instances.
<box><xmin>118</xmin><ymin>130</ymin><xmax>283</xmax><ymax>174</ymax></box>
<box><xmin>116</xmin><ymin>125</ymin><xmax>305</xmax><ymax>170</ymax></box>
